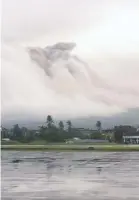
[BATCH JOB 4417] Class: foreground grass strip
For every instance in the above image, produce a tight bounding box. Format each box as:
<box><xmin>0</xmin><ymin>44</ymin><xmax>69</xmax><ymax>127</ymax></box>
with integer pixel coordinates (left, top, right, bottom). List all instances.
<box><xmin>95</xmin><ymin>146</ymin><xmax>139</xmax><ymax>151</ymax></box>
<box><xmin>1</xmin><ymin>144</ymin><xmax>139</xmax><ymax>151</ymax></box>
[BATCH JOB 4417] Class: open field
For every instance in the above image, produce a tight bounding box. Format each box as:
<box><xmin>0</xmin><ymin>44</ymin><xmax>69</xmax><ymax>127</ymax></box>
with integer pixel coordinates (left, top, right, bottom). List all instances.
<box><xmin>1</xmin><ymin>144</ymin><xmax>139</xmax><ymax>151</ymax></box>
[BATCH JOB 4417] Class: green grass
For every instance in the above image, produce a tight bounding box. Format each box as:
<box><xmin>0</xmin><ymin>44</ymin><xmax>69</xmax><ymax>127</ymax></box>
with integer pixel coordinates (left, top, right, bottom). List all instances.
<box><xmin>1</xmin><ymin>144</ymin><xmax>139</xmax><ymax>151</ymax></box>
<box><xmin>1</xmin><ymin>140</ymin><xmax>48</xmax><ymax>145</ymax></box>
<box><xmin>1</xmin><ymin>140</ymin><xmax>22</xmax><ymax>145</ymax></box>
<box><xmin>28</xmin><ymin>140</ymin><xmax>48</xmax><ymax>145</ymax></box>
<box><xmin>94</xmin><ymin>144</ymin><xmax>139</xmax><ymax>151</ymax></box>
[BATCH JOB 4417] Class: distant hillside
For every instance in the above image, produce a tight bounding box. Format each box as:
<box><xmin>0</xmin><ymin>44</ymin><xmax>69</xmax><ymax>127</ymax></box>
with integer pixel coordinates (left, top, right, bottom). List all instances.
<box><xmin>2</xmin><ymin>108</ymin><xmax>139</xmax><ymax>129</ymax></box>
<box><xmin>72</xmin><ymin>108</ymin><xmax>139</xmax><ymax>129</ymax></box>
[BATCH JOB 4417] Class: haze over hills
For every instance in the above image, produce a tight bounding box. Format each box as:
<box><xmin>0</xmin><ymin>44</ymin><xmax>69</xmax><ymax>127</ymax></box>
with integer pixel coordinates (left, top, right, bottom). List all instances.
<box><xmin>2</xmin><ymin>108</ymin><xmax>139</xmax><ymax>129</ymax></box>
<box><xmin>72</xmin><ymin>108</ymin><xmax>139</xmax><ymax>129</ymax></box>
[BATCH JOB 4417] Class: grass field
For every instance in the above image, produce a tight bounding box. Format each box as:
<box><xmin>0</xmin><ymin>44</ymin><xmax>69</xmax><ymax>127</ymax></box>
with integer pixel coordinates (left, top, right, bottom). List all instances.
<box><xmin>1</xmin><ymin>144</ymin><xmax>139</xmax><ymax>151</ymax></box>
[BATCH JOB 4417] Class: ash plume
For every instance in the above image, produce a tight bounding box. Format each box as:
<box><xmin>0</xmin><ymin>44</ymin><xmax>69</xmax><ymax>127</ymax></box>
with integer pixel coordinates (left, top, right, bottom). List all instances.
<box><xmin>2</xmin><ymin>42</ymin><xmax>139</xmax><ymax>122</ymax></box>
<box><xmin>28</xmin><ymin>42</ymin><xmax>139</xmax><ymax>108</ymax></box>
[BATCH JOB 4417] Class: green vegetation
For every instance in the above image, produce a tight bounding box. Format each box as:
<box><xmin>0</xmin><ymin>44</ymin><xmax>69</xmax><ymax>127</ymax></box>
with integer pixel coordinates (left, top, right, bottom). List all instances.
<box><xmin>1</xmin><ymin>140</ymin><xmax>22</xmax><ymax>145</ymax></box>
<box><xmin>1</xmin><ymin>115</ymin><xmax>139</xmax><ymax>152</ymax></box>
<box><xmin>96</xmin><ymin>121</ymin><xmax>102</xmax><ymax>132</ymax></box>
<box><xmin>1</xmin><ymin>115</ymin><xmax>111</xmax><ymax>144</ymax></box>
<box><xmin>2</xmin><ymin>144</ymin><xmax>139</xmax><ymax>151</ymax></box>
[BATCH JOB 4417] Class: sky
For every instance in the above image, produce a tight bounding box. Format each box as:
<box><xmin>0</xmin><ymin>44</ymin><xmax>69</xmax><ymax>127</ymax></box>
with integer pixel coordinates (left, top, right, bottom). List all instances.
<box><xmin>1</xmin><ymin>0</ymin><xmax>139</xmax><ymax>124</ymax></box>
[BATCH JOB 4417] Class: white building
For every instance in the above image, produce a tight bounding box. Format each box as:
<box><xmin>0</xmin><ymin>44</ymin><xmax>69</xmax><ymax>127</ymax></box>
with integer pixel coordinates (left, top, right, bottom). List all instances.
<box><xmin>123</xmin><ymin>135</ymin><xmax>139</xmax><ymax>144</ymax></box>
<box><xmin>123</xmin><ymin>127</ymin><xmax>139</xmax><ymax>144</ymax></box>
<box><xmin>2</xmin><ymin>138</ymin><xmax>10</xmax><ymax>142</ymax></box>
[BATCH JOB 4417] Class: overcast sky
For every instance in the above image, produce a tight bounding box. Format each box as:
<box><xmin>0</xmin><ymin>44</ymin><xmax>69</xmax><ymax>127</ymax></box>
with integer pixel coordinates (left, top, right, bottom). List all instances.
<box><xmin>1</xmin><ymin>0</ymin><xmax>139</xmax><ymax>124</ymax></box>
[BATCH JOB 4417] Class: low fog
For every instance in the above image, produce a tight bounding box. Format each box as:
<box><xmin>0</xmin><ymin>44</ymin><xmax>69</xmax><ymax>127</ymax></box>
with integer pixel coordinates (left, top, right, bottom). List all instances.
<box><xmin>1</xmin><ymin>0</ymin><xmax>139</xmax><ymax>125</ymax></box>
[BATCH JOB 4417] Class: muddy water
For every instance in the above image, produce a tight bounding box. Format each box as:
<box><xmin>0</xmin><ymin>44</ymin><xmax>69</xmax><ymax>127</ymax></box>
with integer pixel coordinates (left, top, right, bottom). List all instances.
<box><xmin>1</xmin><ymin>151</ymin><xmax>139</xmax><ymax>200</ymax></box>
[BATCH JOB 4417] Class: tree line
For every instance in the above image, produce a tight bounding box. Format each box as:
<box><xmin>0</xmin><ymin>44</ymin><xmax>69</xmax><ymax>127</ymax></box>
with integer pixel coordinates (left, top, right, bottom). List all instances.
<box><xmin>1</xmin><ymin>115</ymin><xmax>137</xmax><ymax>143</ymax></box>
<box><xmin>1</xmin><ymin>115</ymin><xmax>85</xmax><ymax>143</ymax></box>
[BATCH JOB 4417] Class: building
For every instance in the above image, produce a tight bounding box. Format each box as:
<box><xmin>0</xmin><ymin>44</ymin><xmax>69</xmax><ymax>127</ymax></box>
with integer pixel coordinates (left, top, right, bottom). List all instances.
<box><xmin>2</xmin><ymin>138</ymin><xmax>10</xmax><ymax>142</ymax></box>
<box><xmin>123</xmin><ymin>128</ymin><xmax>139</xmax><ymax>144</ymax></box>
<box><xmin>123</xmin><ymin>135</ymin><xmax>139</xmax><ymax>144</ymax></box>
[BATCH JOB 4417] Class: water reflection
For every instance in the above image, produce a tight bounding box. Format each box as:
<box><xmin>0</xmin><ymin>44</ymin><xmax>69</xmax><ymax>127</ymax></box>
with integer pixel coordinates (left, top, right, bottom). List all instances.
<box><xmin>1</xmin><ymin>151</ymin><xmax>139</xmax><ymax>199</ymax></box>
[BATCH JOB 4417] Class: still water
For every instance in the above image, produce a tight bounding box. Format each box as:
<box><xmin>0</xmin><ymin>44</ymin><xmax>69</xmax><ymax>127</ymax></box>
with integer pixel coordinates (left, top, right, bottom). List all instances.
<box><xmin>1</xmin><ymin>151</ymin><xmax>139</xmax><ymax>200</ymax></box>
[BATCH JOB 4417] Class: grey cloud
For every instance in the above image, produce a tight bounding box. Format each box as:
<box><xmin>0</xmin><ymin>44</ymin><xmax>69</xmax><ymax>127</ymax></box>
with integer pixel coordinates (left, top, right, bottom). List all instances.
<box><xmin>28</xmin><ymin>42</ymin><xmax>76</xmax><ymax>77</ymax></box>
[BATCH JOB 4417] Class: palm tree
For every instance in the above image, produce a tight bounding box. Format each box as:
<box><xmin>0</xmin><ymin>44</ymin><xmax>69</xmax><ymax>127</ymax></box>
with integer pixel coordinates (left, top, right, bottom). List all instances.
<box><xmin>59</xmin><ymin>121</ymin><xmax>64</xmax><ymax>131</ymax></box>
<box><xmin>67</xmin><ymin>120</ymin><xmax>72</xmax><ymax>132</ymax></box>
<box><xmin>13</xmin><ymin>124</ymin><xmax>22</xmax><ymax>139</ymax></box>
<box><xmin>46</xmin><ymin>115</ymin><xmax>54</xmax><ymax>128</ymax></box>
<box><xmin>96</xmin><ymin>121</ymin><xmax>102</xmax><ymax>132</ymax></box>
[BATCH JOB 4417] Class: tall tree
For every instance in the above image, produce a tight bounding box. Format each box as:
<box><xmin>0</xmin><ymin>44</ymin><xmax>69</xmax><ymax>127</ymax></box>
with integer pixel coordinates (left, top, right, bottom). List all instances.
<box><xmin>38</xmin><ymin>125</ymin><xmax>47</xmax><ymax>140</ymax></box>
<box><xmin>46</xmin><ymin>115</ymin><xmax>54</xmax><ymax>129</ymax></box>
<box><xmin>21</xmin><ymin>127</ymin><xmax>28</xmax><ymax>137</ymax></box>
<box><xmin>59</xmin><ymin>121</ymin><xmax>64</xmax><ymax>131</ymax></box>
<box><xmin>67</xmin><ymin>120</ymin><xmax>72</xmax><ymax>133</ymax></box>
<box><xmin>114</xmin><ymin>126</ymin><xmax>124</xmax><ymax>143</ymax></box>
<box><xmin>96</xmin><ymin>121</ymin><xmax>102</xmax><ymax>132</ymax></box>
<box><xmin>13</xmin><ymin>124</ymin><xmax>22</xmax><ymax>140</ymax></box>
